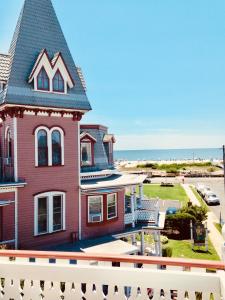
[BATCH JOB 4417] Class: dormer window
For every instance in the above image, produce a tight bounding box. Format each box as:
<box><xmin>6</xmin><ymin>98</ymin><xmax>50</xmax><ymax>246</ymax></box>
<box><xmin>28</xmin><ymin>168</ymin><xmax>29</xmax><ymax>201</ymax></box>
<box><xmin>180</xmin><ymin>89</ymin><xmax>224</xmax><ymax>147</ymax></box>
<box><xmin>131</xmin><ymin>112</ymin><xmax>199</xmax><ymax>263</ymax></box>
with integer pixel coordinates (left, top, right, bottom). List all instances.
<box><xmin>37</xmin><ymin>67</ymin><xmax>49</xmax><ymax>91</ymax></box>
<box><xmin>29</xmin><ymin>50</ymin><xmax>75</xmax><ymax>94</ymax></box>
<box><xmin>53</xmin><ymin>70</ymin><xmax>64</xmax><ymax>93</ymax></box>
<box><xmin>80</xmin><ymin>132</ymin><xmax>97</xmax><ymax>167</ymax></box>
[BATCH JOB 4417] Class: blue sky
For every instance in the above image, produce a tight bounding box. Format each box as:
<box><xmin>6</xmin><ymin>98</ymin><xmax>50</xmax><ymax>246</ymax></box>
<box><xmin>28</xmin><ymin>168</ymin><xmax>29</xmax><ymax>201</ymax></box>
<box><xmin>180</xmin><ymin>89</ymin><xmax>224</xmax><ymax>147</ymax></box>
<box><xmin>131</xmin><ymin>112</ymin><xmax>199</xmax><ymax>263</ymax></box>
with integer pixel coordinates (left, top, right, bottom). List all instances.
<box><xmin>1</xmin><ymin>0</ymin><xmax>225</xmax><ymax>150</ymax></box>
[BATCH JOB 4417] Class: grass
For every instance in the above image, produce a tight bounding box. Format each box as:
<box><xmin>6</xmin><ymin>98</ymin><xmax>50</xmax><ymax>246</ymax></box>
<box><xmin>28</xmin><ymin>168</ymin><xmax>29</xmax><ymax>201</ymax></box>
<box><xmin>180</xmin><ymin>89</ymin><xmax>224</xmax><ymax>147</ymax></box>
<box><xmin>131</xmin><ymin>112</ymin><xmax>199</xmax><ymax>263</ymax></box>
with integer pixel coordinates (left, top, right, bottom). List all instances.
<box><xmin>190</xmin><ymin>186</ymin><xmax>209</xmax><ymax>211</ymax></box>
<box><xmin>214</xmin><ymin>222</ymin><xmax>222</xmax><ymax>234</ymax></box>
<box><xmin>142</xmin><ymin>184</ymin><xmax>189</xmax><ymax>205</ymax></box>
<box><xmin>168</xmin><ymin>239</ymin><xmax>220</xmax><ymax>261</ymax></box>
<box><xmin>137</xmin><ymin>162</ymin><xmax>214</xmax><ymax>173</ymax></box>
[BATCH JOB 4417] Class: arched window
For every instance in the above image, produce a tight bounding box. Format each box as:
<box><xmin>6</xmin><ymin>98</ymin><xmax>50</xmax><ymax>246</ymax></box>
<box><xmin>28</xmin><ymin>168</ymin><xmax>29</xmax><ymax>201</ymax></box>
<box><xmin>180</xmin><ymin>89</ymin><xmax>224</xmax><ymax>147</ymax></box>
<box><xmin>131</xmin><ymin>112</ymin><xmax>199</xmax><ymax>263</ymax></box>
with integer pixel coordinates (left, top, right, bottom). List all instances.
<box><xmin>35</xmin><ymin>126</ymin><xmax>64</xmax><ymax>167</ymax></box>
<box><xmin>53</xmin><ymin>70</ymin><xmax>64</xmax><ymax>92</ymax></box>
<box><xmin>52</xmin><ymin>130</ymin><xmax>62</xmax><ymax>166</ymax></box>
<box><xmin>37</xmin><ymin>129</ymin><xmax>48</xmax><ymax>166</ymax></box>
<box><xmin>37</xmin><ymin>67</ymin><xmax>49</xmax><ymax>91</ymax></box>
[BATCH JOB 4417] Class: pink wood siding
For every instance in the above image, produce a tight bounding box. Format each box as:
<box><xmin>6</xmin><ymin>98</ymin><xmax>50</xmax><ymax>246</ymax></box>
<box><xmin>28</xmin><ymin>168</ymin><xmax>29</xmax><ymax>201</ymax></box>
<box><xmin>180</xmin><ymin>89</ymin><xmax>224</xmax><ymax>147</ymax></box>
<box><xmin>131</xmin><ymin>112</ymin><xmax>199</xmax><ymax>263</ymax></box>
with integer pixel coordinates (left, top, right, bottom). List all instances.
<box><xmin>1</xmin><ymin>117</ymin><xmax>14</xmax><ymax>181</ymax></box>
<box><xmin>0</xmin><ymin>192</ymin><xmax>15</xmax><ymax>242</ymax></box>
<box><xmin>16</xmin><ymin>115</ymin><xmax>79</xmax><ymax>249</ymax></box>
<box><xmin>81</xmin><ymin>190</ymin><xmax>125</xmax><ymax>239</ymax></box>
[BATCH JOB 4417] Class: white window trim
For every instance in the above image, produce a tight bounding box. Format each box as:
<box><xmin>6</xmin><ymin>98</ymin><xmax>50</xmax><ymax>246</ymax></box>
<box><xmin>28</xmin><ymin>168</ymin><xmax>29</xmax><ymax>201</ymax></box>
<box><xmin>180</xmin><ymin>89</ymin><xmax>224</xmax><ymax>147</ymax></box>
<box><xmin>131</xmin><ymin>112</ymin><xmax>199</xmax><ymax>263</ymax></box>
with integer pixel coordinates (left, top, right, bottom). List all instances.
<box><xmin>107</xmin><ymin>193</ymin><xmax>117</xmax><ymax>220</ymax></box>
<box><xmin>34</xmin><ymin>126</ymin><xmax>64</xmax><ymax>167</ymax></box>
<box><xmin>50</xmin><ymin>127</ymin><xmax>65</xmax><ymax>166</ymax></box>
<box><xmin>30</xmin><ymin>52</ymin><xmax>73</xmax><ymax>94</ymax></box>
<box><xmin>88</xmin><ymin>195</ymin><xmax>103</xmax><ymax>223</ymax></box>
<box><xmin>34</xmin><ymin>191</ymin><xmax>66</xmax><ymax>236</ymax></box>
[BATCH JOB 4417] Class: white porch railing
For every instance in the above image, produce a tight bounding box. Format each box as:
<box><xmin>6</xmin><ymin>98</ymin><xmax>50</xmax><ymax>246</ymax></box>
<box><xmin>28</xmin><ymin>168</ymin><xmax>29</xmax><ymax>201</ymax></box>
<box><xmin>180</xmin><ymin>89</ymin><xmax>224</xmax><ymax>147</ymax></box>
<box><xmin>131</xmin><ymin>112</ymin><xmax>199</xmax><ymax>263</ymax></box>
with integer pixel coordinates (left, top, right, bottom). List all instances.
<box><xmin>125</xmin><ymin>209</ymin><xmax>158</xmax><ymax>225</ymax></box>
<box><xmin>0</xmin><ymin>250</ymin><xmax>224</xmax><ymax>299</ymax></box>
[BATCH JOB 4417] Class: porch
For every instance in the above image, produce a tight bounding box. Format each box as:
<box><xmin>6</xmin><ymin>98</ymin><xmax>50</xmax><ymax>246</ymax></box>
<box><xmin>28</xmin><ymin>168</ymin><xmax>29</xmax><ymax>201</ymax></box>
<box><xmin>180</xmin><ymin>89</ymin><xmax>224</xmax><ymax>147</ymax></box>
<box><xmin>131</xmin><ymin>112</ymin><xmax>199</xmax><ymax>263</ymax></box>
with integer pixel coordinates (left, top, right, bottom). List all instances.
<box><xmin>0</xmin><ymin>249</ymin><xmax>224</xmax><ymax>299</ymax></box>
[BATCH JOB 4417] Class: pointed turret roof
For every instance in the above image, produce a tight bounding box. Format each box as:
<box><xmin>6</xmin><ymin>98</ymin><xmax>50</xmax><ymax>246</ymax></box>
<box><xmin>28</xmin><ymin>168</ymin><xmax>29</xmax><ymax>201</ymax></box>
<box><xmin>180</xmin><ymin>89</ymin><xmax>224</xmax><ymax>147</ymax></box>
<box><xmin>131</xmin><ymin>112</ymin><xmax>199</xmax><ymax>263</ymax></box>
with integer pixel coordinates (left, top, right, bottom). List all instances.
<box><xmin>0</xmin><ymin>0</ymin><xmax>91</xmax><ymax>111</ymax></box>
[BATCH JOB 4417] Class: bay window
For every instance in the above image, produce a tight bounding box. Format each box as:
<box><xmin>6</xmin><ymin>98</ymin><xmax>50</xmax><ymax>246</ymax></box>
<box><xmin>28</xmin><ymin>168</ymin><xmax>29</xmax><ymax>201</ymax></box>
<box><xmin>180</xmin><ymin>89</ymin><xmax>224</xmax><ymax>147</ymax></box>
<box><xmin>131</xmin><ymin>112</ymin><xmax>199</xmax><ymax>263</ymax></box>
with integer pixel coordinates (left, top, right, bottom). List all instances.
<box><xmin>34</xmin><ymin>192</ymin><xmax>65</xmax><ymax>235</ymax></box>
<box><xmin>107</xmin><ymin>193</ymin><xmax>117</xmax><ymax>220</ymax></box>
<box><xmin>88</xmin><ymin>196</ymin><xmax>103</xmax><ymax>223</ymax></box>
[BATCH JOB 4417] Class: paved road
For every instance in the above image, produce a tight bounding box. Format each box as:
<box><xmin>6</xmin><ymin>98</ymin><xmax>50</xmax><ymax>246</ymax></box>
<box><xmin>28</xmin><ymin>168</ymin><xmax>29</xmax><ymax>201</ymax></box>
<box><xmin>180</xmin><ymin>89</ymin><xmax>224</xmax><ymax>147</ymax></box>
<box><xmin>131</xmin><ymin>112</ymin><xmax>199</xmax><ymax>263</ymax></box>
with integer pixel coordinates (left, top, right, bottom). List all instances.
<box><xmin>150</xmin><ymin>177</ymin><xmax>225</xmax><ymax>222</ymax></box>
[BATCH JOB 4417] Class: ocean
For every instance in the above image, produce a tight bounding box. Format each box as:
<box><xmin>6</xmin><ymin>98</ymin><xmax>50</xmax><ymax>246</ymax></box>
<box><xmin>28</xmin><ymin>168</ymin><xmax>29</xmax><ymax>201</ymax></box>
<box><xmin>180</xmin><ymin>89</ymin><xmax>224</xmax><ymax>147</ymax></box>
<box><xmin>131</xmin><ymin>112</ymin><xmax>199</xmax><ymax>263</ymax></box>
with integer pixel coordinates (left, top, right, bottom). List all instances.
<box><xmin>114</xmin><ymin>148</ymin><xmax>222</xmax><ymax>161</ymax></box>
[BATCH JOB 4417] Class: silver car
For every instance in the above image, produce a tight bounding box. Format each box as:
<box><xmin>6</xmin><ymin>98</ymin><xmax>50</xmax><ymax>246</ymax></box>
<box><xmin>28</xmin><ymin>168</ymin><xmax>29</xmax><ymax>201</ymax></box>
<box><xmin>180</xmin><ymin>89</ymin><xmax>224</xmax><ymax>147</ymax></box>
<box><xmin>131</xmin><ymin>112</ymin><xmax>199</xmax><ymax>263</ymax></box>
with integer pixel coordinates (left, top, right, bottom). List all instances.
<box><xmin>205</xmin><ymin>193</ymin><xmax>220</xmax><ymax>205</ymax></box>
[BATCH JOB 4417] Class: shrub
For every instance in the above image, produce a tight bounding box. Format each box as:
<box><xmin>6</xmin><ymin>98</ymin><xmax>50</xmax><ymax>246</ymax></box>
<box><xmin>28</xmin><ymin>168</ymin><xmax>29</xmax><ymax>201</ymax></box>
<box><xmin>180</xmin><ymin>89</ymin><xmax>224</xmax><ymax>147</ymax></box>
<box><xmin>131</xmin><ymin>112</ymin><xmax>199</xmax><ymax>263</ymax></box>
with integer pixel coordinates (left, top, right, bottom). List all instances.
<box><xmin>162</xmin><ymin>245</ymin><xmax>173</xmax><ymax>257</ymax></box>
<box><xmin>180</xmin><ymin>204</ymin><xmax>207</xmax><ymax>223</ymax></box>
<box><xmin>160</xmin><ymin>235</ymin><xmax>169</xmax><ymax>245</ymax></box>
<box><xmin>165</xmin><ymin>212</ymin><xmax>195</xmax><ymax>239</ymax></box>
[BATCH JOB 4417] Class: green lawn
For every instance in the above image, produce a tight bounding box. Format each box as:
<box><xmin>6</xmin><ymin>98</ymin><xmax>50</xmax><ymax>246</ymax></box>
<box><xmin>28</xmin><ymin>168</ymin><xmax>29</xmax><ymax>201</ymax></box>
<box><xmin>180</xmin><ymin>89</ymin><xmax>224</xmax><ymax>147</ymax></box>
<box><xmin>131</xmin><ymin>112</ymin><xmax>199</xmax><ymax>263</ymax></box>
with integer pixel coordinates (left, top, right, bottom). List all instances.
<box><xmin>168</xmin><ymin>239</ymin><xmax>220</xmax><ymax>261</ymax></box>
<box><xmin>190</xmin><ymin>186</ymin><xmax>209</xmax><ymax>211</ymax></box>
<box><xmin>143</xmin><ymin>184</ymin><xmax>189</xmax><ymax>205</ymax></box>
<box><xmin>214</xmin><ymin>222</ymin><xmax>222</xmax><ymax>234</ymax></box>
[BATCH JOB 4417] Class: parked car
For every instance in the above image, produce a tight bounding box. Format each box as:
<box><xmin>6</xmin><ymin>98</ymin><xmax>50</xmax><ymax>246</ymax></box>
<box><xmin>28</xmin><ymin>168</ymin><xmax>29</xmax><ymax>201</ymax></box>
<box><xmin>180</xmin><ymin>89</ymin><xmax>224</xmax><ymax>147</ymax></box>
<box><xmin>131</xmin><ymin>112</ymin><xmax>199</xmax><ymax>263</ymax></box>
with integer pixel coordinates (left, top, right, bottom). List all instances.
<box><xmin>166</xmin><ymin>207</ymin><xmax>178</xmax><ymax>215</ymax></box>
<box><xmin>196</xmin><ymin>184</ymin><xmax>205</xmax><ymax>195</ymax></box>
<box><xmin>205</xmin><ymin>193</ymin><xmax>220</xmax><ymax>205</ymax></box>
<box><xmin>201</xmin><ymin>187</ymin><xmax>211</xmax><ymax>197</ymax></box>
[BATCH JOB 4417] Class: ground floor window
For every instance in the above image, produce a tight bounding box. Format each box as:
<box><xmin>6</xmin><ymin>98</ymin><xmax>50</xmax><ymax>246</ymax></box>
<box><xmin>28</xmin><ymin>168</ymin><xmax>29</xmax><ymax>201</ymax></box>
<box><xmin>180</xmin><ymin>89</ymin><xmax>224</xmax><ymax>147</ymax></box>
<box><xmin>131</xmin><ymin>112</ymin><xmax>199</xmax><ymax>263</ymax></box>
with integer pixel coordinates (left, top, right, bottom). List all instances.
<box><xmin>107</xmin><ymin>193</ymin><xmax>117</xmax><ymax>220</ymax></box>
<box><xmin>34</xmin><ymin>192</ymin><xmax>65</xmax><ymax>235</ymax></box>
<box><xmin>88</xmin><ymin>196</ymin><xmax>103</xmax><ymax>223</ymax></box>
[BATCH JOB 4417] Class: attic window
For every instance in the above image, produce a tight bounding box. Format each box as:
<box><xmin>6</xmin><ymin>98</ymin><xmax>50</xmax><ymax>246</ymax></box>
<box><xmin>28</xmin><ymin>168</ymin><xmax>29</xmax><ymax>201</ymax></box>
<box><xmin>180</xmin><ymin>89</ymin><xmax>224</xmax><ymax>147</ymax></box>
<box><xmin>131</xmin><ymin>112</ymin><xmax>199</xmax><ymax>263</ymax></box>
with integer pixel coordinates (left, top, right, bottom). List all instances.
<box><xmin>53</xmin><ymin>70</ymin><xmax>64</xmax><ymax>93</ymax></box>
<box><xmin>37</xmin><ymin>67</ymin><xmax>49</xmax><ymax>91</ymax></box>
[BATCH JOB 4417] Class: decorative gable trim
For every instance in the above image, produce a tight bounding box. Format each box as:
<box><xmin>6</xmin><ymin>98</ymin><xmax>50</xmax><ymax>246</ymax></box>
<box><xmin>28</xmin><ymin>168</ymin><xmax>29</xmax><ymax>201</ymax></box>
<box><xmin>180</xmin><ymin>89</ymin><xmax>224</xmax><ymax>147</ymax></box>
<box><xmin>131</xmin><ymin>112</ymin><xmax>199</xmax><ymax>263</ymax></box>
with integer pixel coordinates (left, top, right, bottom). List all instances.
<box><xmin>80</xmin><ymin>132</ymin><xmax>97</xmax><ymax>143</ymax></box>
<box><xmin>28</xmin><ymin>49</ymin><xmax>74</xmax><ymax>93</ymax></box>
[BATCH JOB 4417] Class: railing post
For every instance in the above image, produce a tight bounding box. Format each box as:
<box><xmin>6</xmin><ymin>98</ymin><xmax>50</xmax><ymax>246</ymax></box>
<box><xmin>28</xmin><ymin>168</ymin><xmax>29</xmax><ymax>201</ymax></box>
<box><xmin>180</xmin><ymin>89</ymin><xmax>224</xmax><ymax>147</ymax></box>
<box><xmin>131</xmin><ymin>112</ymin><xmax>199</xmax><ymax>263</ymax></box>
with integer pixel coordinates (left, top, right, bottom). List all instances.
<box><xmin>130</xmin><ymin>186</ymin><xmax>135</xmax><ymax>228</ymax></box>
<box><xmin>141</xmin><ymin>231</ymin><xmax>145</xmax><ymax>255</ymax></box>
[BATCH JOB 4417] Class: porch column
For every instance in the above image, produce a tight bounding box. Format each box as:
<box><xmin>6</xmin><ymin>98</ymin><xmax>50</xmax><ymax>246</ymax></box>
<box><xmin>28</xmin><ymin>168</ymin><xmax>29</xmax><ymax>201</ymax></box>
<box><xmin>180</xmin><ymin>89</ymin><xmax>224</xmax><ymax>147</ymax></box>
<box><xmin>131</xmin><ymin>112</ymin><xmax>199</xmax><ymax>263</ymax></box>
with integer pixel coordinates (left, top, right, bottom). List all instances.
<box><xmin>141</xmin><ymin>230</ymin><xmax>145</xmax><ymax>255</ymax></box>
<box><xmin>134</xmin><ymin>187</ymin><xmax>137</xmax><ymax>210</ymax></box>
<box><xmin>15</xmin><ymin>188</ymin><xmax>18</xmax><ymax>249</ymax></box>
<box><xmin>130</xmin><ymin>186</ymin><xmax>135</xmax><ymax>228</ymax></box>
<box><xmin>157</xmin><ymin>231</ymin><xmax>162</xmax><ymax>257</ymax></box>
<box><xmin>138</xmin><ymin>183</ymin><xmax>144</xmax><ymax>208</ymax></box>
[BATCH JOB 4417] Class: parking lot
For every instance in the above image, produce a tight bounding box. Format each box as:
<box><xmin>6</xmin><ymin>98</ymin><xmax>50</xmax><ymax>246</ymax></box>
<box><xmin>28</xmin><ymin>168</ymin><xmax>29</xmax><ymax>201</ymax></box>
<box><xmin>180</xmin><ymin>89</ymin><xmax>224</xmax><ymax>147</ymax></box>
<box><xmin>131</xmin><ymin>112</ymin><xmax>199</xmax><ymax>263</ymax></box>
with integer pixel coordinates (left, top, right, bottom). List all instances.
<box><xmin>150</xmin><ymin>177</ymin><xmax>225</xmax><ymax>222</ymax></box>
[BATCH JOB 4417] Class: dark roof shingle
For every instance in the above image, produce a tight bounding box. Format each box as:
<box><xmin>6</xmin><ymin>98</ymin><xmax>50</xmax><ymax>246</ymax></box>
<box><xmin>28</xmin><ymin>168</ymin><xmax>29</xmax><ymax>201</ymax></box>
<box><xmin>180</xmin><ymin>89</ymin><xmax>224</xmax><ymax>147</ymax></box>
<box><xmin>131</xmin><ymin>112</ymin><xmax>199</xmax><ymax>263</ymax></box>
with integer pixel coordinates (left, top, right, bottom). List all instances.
<box><xmin>0</xmin><ymin>54</ymin><xmax>11</xmax><ymax>82</ymax></box>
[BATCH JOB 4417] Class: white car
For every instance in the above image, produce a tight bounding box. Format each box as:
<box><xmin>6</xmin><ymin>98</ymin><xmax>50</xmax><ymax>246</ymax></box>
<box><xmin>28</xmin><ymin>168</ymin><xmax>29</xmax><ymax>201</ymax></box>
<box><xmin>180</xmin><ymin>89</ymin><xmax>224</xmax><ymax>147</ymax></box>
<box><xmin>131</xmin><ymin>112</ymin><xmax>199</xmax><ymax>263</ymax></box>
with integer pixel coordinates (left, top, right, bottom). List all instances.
<box><xmin>196</xmin><ymin>184</ymin><xmax>205</xmax><ymax>194</ymax></box>
<box><xmin>205</xmin><ymin>193</ymin><xmax>220</xmax><ymax>205</ymax></box>
<box><xmin>201</xmin><ymin>187</ymin><xmax>211</xmax><ymax>197</ymax></box>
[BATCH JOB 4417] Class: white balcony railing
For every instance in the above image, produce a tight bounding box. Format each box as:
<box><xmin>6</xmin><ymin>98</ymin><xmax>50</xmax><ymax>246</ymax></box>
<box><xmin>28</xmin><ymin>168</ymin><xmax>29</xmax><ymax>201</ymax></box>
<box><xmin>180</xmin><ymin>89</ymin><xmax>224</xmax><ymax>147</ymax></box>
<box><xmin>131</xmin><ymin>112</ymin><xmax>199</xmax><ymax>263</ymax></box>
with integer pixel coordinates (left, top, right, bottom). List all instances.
<box><xmin>125</xmin><ymin>210</ymin><xmax>157</xmax><ymax>225</ymax></box>
<box><xmin>0</xmin><ymin>250</ymin><xmax>224</xmax><ymax>299</ymax></box>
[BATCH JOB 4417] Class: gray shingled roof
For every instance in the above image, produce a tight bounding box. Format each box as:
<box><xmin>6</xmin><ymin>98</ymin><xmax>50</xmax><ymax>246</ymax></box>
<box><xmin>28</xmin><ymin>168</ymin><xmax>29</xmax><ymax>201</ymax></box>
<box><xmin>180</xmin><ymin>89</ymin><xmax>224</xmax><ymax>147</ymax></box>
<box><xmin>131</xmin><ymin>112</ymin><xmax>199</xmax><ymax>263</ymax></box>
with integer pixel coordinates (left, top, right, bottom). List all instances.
<box><xmin>1</xmin><ymin>0</ymin><xmax>92</xmax><ymax>111</ymax></box>
<box><xmin>0</xmin><ymin>54</ymin><xmax>11</xmax><ymax>83</ymax></box>
<box><xmin>80</xmin><ymin>126</ymin><xmax>114</xmax><ymax>172</ymax></box>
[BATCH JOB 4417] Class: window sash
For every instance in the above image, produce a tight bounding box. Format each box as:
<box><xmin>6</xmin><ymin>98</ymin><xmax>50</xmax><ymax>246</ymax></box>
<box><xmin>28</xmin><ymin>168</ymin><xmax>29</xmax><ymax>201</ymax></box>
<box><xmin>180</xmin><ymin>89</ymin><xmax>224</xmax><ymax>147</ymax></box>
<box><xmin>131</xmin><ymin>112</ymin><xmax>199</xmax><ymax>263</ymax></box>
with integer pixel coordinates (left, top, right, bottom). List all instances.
<box><xmin>81</xmin><ymin>142</ymin><xmax>92</xmax><ymax>166</ymax></box>
<box><xmin>37</xmin><ymin>197</ymin><xmax>48</xmax><ymax>234</ymax></box>
<box><xmin>35</xmin><ymin>193</ymin><xmax>65</xmax><ymax>236</ymax></box>
<box><xmin>52</xmin><ymin>130</ymin><xmax>62</xmax><ymax>166</ymax></box>
<box><xmin>37</xmin><ymin>68</ymin><xmax>49</xmax><ymax>90</ymax></box>
<box><xmin>53</xmin><ymin>195</ymin><xmax>63</xmax><ymax>231</ymax></box>
<box><xmin>53</xmin><ymin>72</ymin><xmax>64</xmax><ymax>92</ymax></box>
<box><xmin>107</xmin><ymin>194</ymin><xmax>117</xmax><ymax>220</ymax></box>
<box><xmin>88</xmin><ymin>196</ymin><xmax>103</xmax><ymax>223</ymax></box>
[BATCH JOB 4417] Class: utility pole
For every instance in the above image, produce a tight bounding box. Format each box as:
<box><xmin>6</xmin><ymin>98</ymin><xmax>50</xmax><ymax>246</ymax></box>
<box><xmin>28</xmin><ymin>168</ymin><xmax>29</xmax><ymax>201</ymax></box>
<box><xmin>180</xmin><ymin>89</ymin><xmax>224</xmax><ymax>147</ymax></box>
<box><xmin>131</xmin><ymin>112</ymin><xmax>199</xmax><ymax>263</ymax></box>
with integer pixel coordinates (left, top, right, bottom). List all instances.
<box><xmin>222</xmin><ymin>145</ymin><xmax>225</xmax><ymax>225</ymax></box>
<box><xmin>223</xmin><ymin>145</ymin><xmax>225</xmax><ymax>195</ymax></box>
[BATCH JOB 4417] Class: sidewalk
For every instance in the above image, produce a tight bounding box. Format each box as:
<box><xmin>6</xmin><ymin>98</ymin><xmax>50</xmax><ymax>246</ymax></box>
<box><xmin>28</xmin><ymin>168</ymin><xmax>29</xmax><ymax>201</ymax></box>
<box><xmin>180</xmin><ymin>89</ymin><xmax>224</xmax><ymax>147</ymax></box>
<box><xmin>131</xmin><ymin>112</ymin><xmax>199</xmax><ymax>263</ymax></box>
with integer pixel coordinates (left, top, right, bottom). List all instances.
<box><xmin>182</xmin><ymin>184</ymin><xmax>223</xmax><ymax>259</ymax></box>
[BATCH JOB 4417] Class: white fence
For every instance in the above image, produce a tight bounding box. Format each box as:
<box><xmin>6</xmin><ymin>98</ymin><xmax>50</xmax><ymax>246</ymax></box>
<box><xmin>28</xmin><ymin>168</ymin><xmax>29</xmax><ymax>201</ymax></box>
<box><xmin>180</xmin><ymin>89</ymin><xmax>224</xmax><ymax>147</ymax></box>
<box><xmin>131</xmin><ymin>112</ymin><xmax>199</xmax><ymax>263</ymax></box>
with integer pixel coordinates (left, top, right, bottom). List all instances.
<box><xmin>0</xmin><ymin>251</ymin><xmax>224</xmax><ymax>299</ymax></box>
